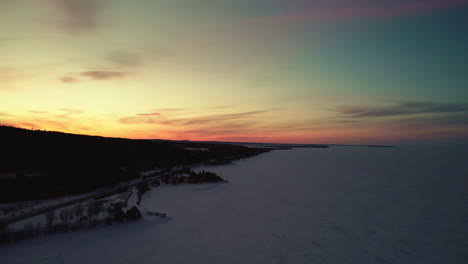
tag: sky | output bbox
[1,0,467,145]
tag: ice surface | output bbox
[1,146,467,263]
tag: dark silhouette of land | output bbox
[0,126,269,202]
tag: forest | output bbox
[0,126,268,202]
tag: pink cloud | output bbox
[28,110,49,114]
[153,108,186,112]
[18,123,41,130]
[81,70,126,80]
[119,116,160,124]
[137,112,161,116]
[158,121,173,125]
[252,0,468,23]
[60,76,77,83]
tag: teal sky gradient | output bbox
[1,0,467,144]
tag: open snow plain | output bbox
[1,146,467,264]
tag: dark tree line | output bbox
[0,126,268,202]
[187,170,227,184]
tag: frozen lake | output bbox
[1,146,467,264]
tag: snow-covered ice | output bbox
[0,146,467,264]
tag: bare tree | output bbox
[45,210,55,232]
[73,203,84,218]
[59,209,72,230]
[87,202,103,227]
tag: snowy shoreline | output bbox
[1,146,466,264]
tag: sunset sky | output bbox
[1,0,467,144]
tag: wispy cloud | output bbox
[108,51,142,67]
[59,50,138,82]
[81,70,126,80]
[118,109,276,129]
[215,136,273,142]
[2,118,71,132]
[119,116,165,125]
[152,108,187,112]
[0,108,99,134]
[60,76,78,83]
[0,67,30,83]
[137,112,161,116]
[51,0,100,32]
[181,109,274,126]
[28,110,49,114]
[56,108,84,118]
[252,0,468,23]
[334,101,468,118]
[17,122,42,130]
